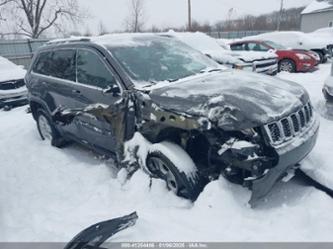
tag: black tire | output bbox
[279,59,296,73]
[3,105,12,111]
[36,108,66,148]
[314,50,327,64]
[146,142,203,201]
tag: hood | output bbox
[0,68,26,83]
[0,57,26,82]
[149,70,309,131]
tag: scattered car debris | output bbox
[64,212,138,249]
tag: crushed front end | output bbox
[201,102,319,206]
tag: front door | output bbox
[72,48,125,153]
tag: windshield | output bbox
[264,40,286,50]
[108,37,219,86]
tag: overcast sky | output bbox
[79,0,313,34]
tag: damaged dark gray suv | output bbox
[25,34,319,206]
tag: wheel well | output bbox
[30,101,44,120]
[155,128,184,145]
[279,58,296,65]
[155,129,214,166]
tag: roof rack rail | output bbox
[46,37,91,45]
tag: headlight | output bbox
[296,53,311,60]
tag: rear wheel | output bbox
[146,142,202,200]
[279,59,296,73]
[36,109,66,147]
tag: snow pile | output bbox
[124,132,197,180]
[0,56,26,82]
[302,0,333,15]
[167,31,241,65]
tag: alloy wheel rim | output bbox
[38,115,52,141]
[280,62,293,72]
[148,157,178,193]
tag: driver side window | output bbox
[77,49,116,89]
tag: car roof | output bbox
[41,33,172,51]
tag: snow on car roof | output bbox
[302,0,333,15]
[92,33,162,47]
[243,31,331,50]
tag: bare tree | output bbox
[125,0,145,32]
[0,0,86,38]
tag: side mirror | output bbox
[103,85,121,97]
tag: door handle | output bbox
[72,89,81,95]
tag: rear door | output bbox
[31,49,80,136]
[73,48,125,153]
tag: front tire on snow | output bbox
[146,142,203,201]
[36,109,66,148]
[279,59,296,73]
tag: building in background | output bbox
[301,0,333,32]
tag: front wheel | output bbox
[146,142,203,201]
[279,59,296,73]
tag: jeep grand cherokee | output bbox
[25,34,319,206]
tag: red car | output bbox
[230,40,320,73]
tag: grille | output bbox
[265,102,314,145]
[281,118,292,137]
[0,79,25,90]
[267,123,281,143]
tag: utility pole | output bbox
[277,0,284,31]
[188,0,192,31]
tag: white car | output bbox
[166,31,278,75]
[0,56,27,110]
[323,61,333,101]
[245,31,331,63]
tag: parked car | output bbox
[0,56,27,110]
[323,61,333,101]
[244,31,331,63]
[311,27,333,57]
[25,34,319,206]
[229,40,320,73]
[167,31,278,75]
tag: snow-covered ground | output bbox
[1,64,333,242]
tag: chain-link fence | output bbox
[0,39,49,68]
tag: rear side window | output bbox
[77,49,116,89]
[33,49,76,82]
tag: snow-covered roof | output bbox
[301,0,333,15]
